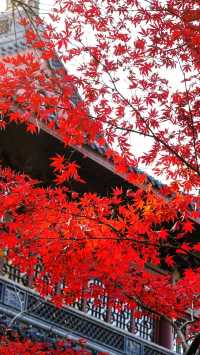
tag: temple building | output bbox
[0,1,184,354]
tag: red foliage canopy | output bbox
[1,0,200,352]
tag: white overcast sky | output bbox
[0,1,7,11]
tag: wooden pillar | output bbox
[158,317,173,350]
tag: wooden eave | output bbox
[0,118,136,194]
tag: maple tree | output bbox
[1,0,200,353]
[0,336,94,355]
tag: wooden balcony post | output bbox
[158,317,173,350]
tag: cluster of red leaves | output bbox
[1,166,200,321]
[50,155,85,184]
[0,0,199,189]
[0,337,93,355]
[46,0,200,191]
[0,0,200,350]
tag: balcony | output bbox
[0,270,178,355]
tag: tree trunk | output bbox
[185,333,200,355]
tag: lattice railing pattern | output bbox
[73,278,158,342]
[0,277,176,355]
[3,263,158,342]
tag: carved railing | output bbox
[73,283,159,343]
[0,8,29,57]
[0,17,10,35]
[1,262,182,354]
[2,262,159,343]
[0,277,177,354]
